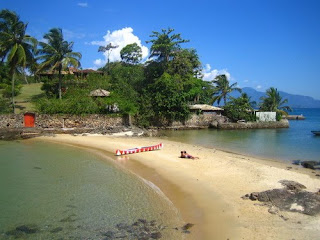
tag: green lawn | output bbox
[15,83,44,113]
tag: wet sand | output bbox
[38,134,320,240]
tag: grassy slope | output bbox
[15,83,44,113]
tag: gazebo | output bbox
[89,89,110,97]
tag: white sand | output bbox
[37,134,320,240]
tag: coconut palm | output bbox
[0,9,37,112]
[260,87,291,114]
[210,74,241,106]
[37,28,81,99]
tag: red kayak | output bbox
[116,143,163,156]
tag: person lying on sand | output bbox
[180,151,199,159]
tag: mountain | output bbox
[230,87,320,108]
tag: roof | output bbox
[89,89,110,97]
[189,104,223,111]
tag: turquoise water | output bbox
[162,108,320,162]
[0,140,184,239]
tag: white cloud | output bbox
[77,2,88,7]
[91,27,149,67]
[256,85,262,89]
[243,79,249,83]
[94,59,104,68]
[202,64,231,81]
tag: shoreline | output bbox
[35,134,320,240]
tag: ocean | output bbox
[162,108,320,163]
[0,141,184,239]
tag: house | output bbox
[189,104,224,115]
[38,67,103,79]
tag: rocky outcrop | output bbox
[243,180,320,216]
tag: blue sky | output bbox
[1,0,320,99]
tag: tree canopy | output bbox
[0,9,37,112]
[210,74,241,106]
[37,28,82,99]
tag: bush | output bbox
[0,96,12,113]
[1,84,22,98]
[224,97,256,122]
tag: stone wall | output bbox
[170,113,228,129]
[217,119,289,129]
[0,114,125,129]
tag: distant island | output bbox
[231,87,320,109]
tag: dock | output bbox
[283,115,305,120]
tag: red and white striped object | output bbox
[115,143,163,156]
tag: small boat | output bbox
[311,131,320,136]
[116,143,163,156]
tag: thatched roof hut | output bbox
[189,104,223,111]
[89,89,110,97]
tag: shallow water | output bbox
[162,108,320,162]
[0,140,184,239]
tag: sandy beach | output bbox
[37,134,320,240]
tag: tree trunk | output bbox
[11,73,15,113]
[23,68,28,84]
[58,67,62,100]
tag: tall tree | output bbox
[210,74,241,106]
[146,28,189,64]
[37,28,81,99]
[260,87,291,113]
[120,43,142,64]
[0,9,37,112]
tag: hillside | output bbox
[15,83,44,113]
[231,87,320,108]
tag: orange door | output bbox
[24,113,35,127]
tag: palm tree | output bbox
[37,28,81,99]
[210,74,241,106]
[0,9,37,113]
[240,92,257,108]
[260,87,291,114]
[146,28,189,63]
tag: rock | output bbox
[249,192,259,201]
[15,225,39,234]
[268,206,279,214]
[292,160,301,165]
[245,181,320,216]
[279,180,306,192]
[301,161,320,170]
[181,223,194,230]
[50,227,63,233]
[6,224,39,237]
[150,232,162,239]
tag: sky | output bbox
[1,0,320,99]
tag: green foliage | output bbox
[210,74,241,106]
[0,9,37,112]
[223,94,256,122]
[147,28,189,63]
[260,87,291,121]
[0,96,11,113]
[0,62,10,84]
[150,73,190,124]
[2,83,22,98]
[37,28,81,99]
[35,97,99,114]
[167,48,201,77]
[120,43,142,64]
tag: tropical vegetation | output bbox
[0,9,37,113]
[0,9,291,123]
[260,87,292,120]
